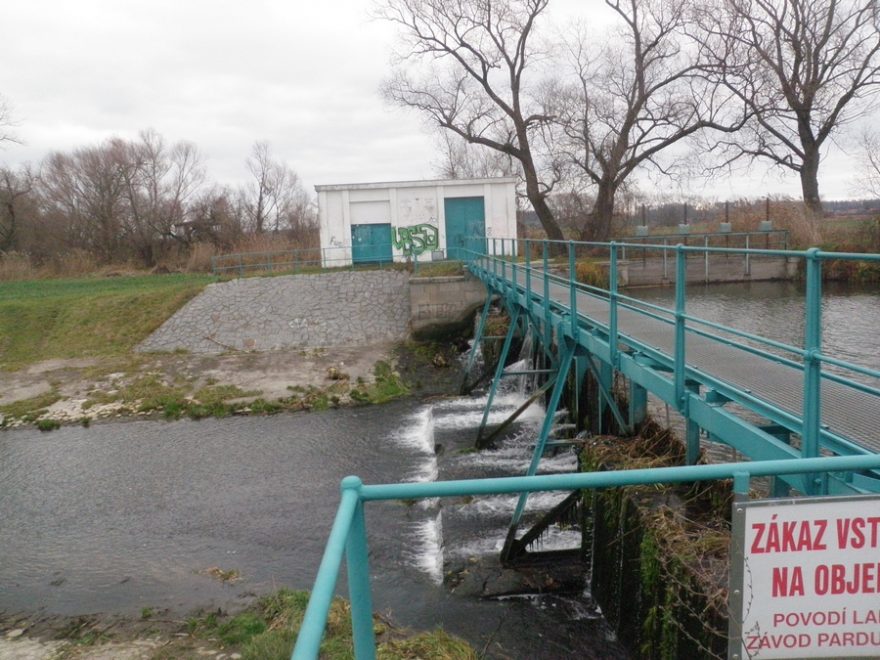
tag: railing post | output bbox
[542,241,550,349]
[345,479,376,660]
[745,234,751,276]
[674,245,687,413]
[609,242,618,368]
[501,240,507,283]
[525,239,532,309]
[663,239,669,280]
[568,240,577,341]
[802,248,823,480]
[704,235,709,283]
[492,238,498,280]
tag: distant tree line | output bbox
[0,130,316,268]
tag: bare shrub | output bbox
[0,251,37,281]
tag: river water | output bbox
[0,385,623,658]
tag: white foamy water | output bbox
[455,491,570,517]
[432,392,546,430]
[405,513,444,585]
[392,407,434,454]
[446,524,581,559]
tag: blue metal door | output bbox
[444,197,485,260]
[351,224,393,265]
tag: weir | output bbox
[293,239,880,659]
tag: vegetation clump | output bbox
[186,588,476,660]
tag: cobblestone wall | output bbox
[137,270,411,354]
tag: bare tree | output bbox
[698,0,880,218]
[40,140,129,262]
[434,131,520,180]
[242,141,311,235]
[857,127,880,197]
[119,129,204,264]
[0,165,33,251]
[379,0,565,241]
[0,94,20,146]
[554,0,743,241]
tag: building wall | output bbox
[316,178,517,266]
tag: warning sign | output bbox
[729,495,880,659]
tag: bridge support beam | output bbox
[459,295,492,394]
[502,340,576,563]
[685,380,702,465]
[629,379,647,431]
[476,307,521,445]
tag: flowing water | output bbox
[0,374,623,658]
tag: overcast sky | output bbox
[0,0,873,201]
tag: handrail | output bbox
[467,238,879,462]
[292,454,880,659]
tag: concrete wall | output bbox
[409,274,488,338]
[316,177,517,266]
[137,271,411,354]
[618,255,797,287]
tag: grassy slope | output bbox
[0,273,214,370]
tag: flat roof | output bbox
[314,176,517,192]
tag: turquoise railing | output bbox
[292,454,880,659]
[470,238,880,463]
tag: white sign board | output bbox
[730,495,880,659]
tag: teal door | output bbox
[444,197,485,260]
[351,224,393,265]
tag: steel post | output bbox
[291,481,360,660]
[568,241,578,341]
[508,341,576,531]
[609,242,618,368]
[674,245,687,413]
[686,380,702,465]
[629,378,647,430]
[346,496,376,660]
[802,249,823,485]
[476,307,521,445]
[461,296,493,394]
[542,242,550,349]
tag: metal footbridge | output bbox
[291,239,880,659]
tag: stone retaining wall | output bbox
[137,270,411,354]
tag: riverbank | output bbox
[0,588,476,659]
[0,340,463,430]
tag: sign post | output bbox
[730,495,880,659]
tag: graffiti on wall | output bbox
[392,223,439,257]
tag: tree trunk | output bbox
[591,180,617,242]
[519,149,564,247]
[799,149,823,243]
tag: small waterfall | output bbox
[393,407,437,487]
[406,512,444,586]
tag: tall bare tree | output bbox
[434,131,520,180]
[0,94,19,146]
[242,141,312,235]
[554,0,743,240]
[119,129,204,263]
[379,0,565,241]
[40,140,129,262]
[0,165,33,251]
[698,0,880,217]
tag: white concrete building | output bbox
[314,177,517,267]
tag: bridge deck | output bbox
[479,260,879,456]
